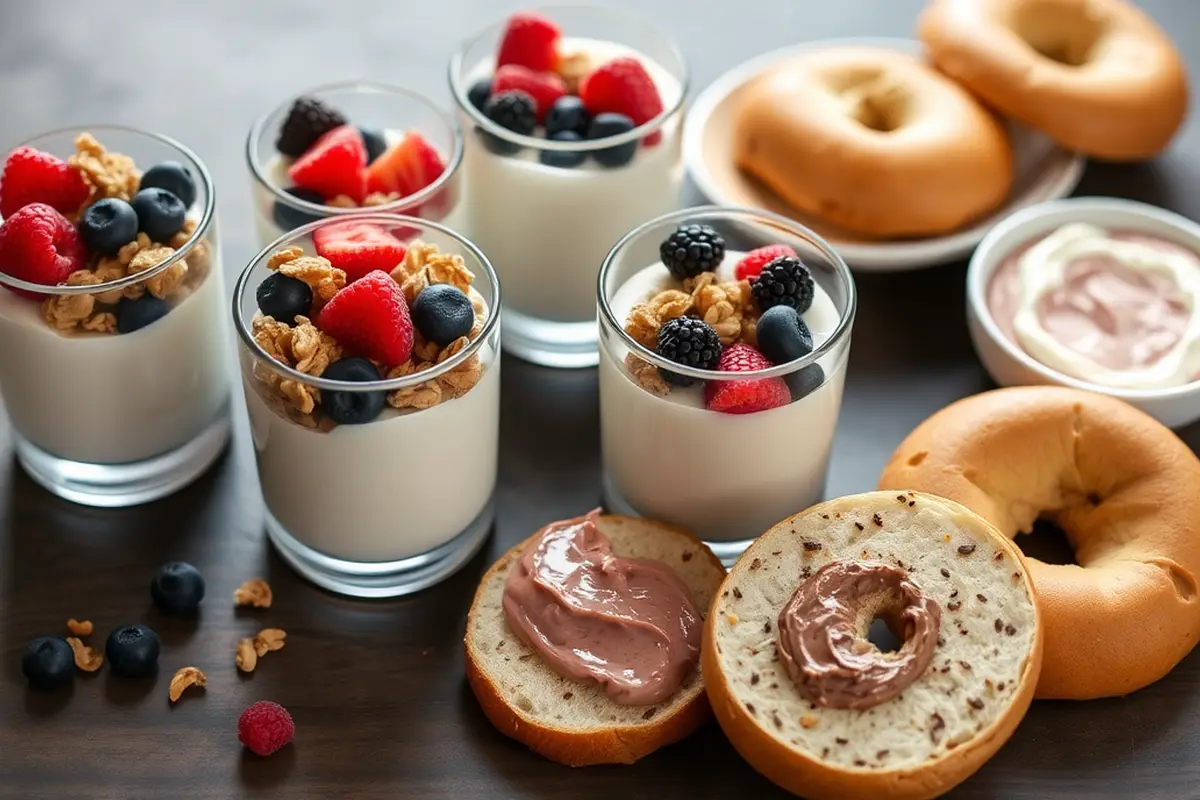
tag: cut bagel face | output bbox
[704,492,1042,800]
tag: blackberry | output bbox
[655,316,722,387]
[659,224,725,280]
[751,256,815,313]
[275,97,347,157]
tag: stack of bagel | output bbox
[734,0,1189,239]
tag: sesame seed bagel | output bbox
[703,492,1041,800]
[879,386,1200,699]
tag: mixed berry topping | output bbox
[660,223,726,280]
[656,316,723,386]
[751,255,815,314]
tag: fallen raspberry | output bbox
[0,203,87,299]
[318,270,413,367]
[704,343,790,414]
[0,146,90,219]
[238,700,294,757]
[734,244,798,281]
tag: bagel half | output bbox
[465,514,726,766]
[879,386,1200,699]
[704,492,1042,800]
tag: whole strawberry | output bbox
[0,146,90,219]
[704,343,790,415]
[238,701,294,757]
[0,203,87,298]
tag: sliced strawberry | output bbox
[496,11,561,73]
[318,270,413,367]
[365,132,446,198]
[313,222,408,283]
[492,65,566,122]
[579,57,665,145]
[287,125,366,204]
[704,343,790,415]
[734,245,799,281]
[0,146,90,219]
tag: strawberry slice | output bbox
[734,244,798,281]
[579,57,665,145]
[704,343,790,414]
[313,222,407,283]
[492,65,566,122]
[496,11,561,73]
[287,125,366,204]
[365,132,447,199]
[318,270,413,367]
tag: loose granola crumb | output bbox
[66,637,103,672]
[168,666,207,703]
[233,578,273,608]
[236,638,258,672]
[66,619,93,637]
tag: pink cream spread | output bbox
[501,510,702,706]
[987,223,1200,390]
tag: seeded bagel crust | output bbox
[465,514,726,766]
[703,492,1042,800]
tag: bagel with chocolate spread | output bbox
[704,492,1042,800]
[879,386,1200,699]
[465,512,725,766]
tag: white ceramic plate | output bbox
[684,37,1087,273]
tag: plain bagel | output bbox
[734,46,1013,239]
[878,386,1200,699]
[919,0,1189,160]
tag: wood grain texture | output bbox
[1,1,1199,798]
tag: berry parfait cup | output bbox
[233,213,501,598]
[449,6,688,368]
[246,80,464,247]
[0,125,230,506]
[598,206,857,564]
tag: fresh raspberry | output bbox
[0,146,90,219]
[704,343,790,415]
[237,701,294,757]
[313,222,407,284]
[492,65,566,122]
[287,125,367,204]
[496,11,561,73]
[318,270,413,367]
[734,245,798,281]
[0,203,87,299]
[365,131,446,199]
[579,57,665,146]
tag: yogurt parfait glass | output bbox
[234,213,501,598]
[449,5,688,368]
[598,206,856,564]
[246,81,464,247]
[0,125,230,507]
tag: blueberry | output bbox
[468,78,493,112]
[545,95,590,136]
[131,187,186,242]
[587,113,637,168]
[115,294,171,334]
[323,357,387,425]
[22,637,75,690]
[359,126,388,165]
[411,284,475,346]
[77,198,138,256]
[256,272,313,324]
[756,305,814,366]
[786,364,826,401]
[139,161,196,208]
[150,562,205,616]
[105,624,160,678]
[539,131,587,168]
[272,186,325,232]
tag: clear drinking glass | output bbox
[233,213,501,598]
[598,206,857,564]
[0,125,230,506]
[449,5,688,368]
[246,81,464,246]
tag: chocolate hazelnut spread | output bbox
[776,560,941,710]
[502,510,702,706]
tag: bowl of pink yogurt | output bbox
[967,197,1200,429]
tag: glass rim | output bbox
[245,80,465,218]
[597,205,858,382]
[0,124,216,296]
[233,212,501,394]
[447,4,689,153]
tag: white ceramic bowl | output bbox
[967,196,1200,429]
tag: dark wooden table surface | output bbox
[2,1,1199,798]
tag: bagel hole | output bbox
[1016,518,1077,565]
[1013,2,1105,67]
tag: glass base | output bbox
[13,405,232,508]
[602,471,752,567]
[501,306,598,368]
[265,494,496,598]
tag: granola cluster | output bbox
[41,134,213,335]
[251,240,488,428]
